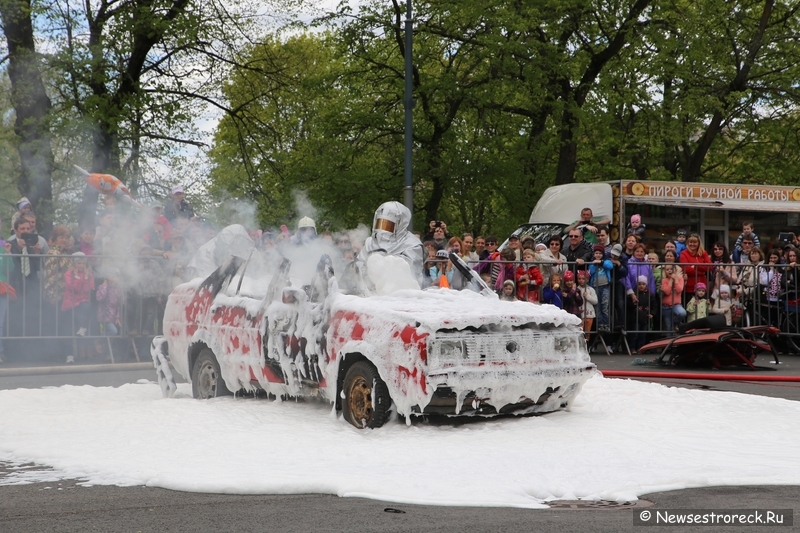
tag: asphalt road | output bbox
[1,355,798,532]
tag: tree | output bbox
[0,0,55,228]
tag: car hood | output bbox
[330,288,581,333]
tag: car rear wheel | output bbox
[191,348,232,399]
[342,361,392,429]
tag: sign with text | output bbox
[623,181,800,203]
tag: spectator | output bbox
[626,214,646,243]
[596,226,612,256]
[565,207,611,245]
[8,212,49,254]
[461,234,479,262]
[589,244,613,332]
[542,273,563,308]
[423,220,452,243]
[10,196,33,228]
[710,284,733,326]
[609,243,629,334]
[446,236,463,257]
[631,276,655,353]
[576,270,597,340]
[475,236,487,259]
[515,248,543,303]
[493,248,518,293]
[654,250,683,293]
[621,234,638,261]
[624,243,654,337]
[500,280,517,301]
[62,252,95,363]
[679,233,712,305]
[520,235,536,253]
[759,249,783,326]
[675,229,688,255]
[738,246,764,323]
[163,185,195,222]
[8,216,43,341]
[539,234,567,287]
[473,236,500,282]
[96,269,123,338]
[560,270,583,318]
[686,282,710,322]
[660,263,686,334]
[429,249,453,288]
[506,234,522,261]
[430,225,448,249]
[732,221,760,263]
[709,242,737,300]
[564,228,593,276]
[783,247,799,302]
[43,226,74,361]
[663,240,677,256]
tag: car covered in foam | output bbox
[152,254,596,429]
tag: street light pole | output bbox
[403,0,414,231]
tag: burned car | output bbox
[152,248,596,429]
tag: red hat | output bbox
[593,244,605,253]
[563,271,574,281]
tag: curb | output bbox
[0,362,153,377]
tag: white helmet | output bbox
[298,216,316,230]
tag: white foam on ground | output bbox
[1,375,798,508]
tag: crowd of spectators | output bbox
[4,196,800,364]
[0,187,206,364]
[421,211,800,355]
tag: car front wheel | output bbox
[191,348,232,399]
[342,361,392,429]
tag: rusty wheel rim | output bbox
[347,375,373,427]
[197,361,218,398]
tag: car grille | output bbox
[428,329,586,372]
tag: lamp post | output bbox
[403,0,414,231]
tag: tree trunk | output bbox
[0,0,55,231]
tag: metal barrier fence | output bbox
[0,252,175,364]
[464,256,800,354]
[2,252,799,363]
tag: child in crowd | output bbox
[627,214,646,243]
[560,270,584,318]
[429,249,453,288]
[515,248,543,303]
[631,275,655,353]
[61,252,95,362]
[500,280,517,301]
[588,244,613,332]
[675,229,688,255]
[733,221,761,263]
[96,269,122,336]
[686,282,710,322]
[576,270,597,340]
[543,273,563,308]
[646,252,659,265]
[710,284,733,325]
[493,247,518,293]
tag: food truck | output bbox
[514,180,800,252]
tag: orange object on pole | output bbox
[74,165,140,206]
[439,273,450,289]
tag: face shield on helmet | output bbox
[372,202,408,246]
